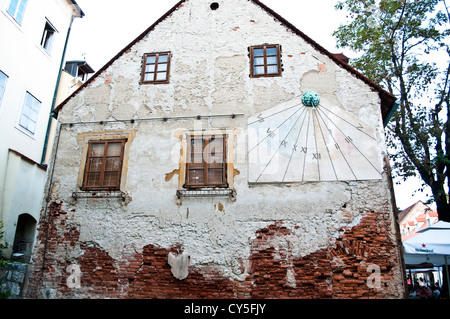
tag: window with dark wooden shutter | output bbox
[185,135,227,188]
[82,140,126,190]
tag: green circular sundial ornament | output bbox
[302,90,320,107]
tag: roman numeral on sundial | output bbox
[247,98,383,183]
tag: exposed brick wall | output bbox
[330,211,400,298]
[25,202,77,298]
[25,203,404,299]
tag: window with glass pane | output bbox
[19,92,41,134]
[250,45,282,77]
[185,135,227,188]
[0,71,8,108]
[141,52,171,84]
[83,140,126,190]
[7,0,28,24]
[41,21,56,52]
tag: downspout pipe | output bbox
[40,8,84,165]
[383,100,399,127]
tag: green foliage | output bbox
[0,291,11,299]
[333,0,450,220]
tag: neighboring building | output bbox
[42,60,94,164]
[398,201,439,240]
[25,0,405,299]
[0,0,84,261]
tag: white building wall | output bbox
[0,0,82,257]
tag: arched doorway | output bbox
[12,214,37,262]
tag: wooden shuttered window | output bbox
[82,140,126,190]
[185,135,227,188]
[249,44,282,78]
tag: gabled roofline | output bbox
[250,0,396,121]
[53,0,186,117]
[54,0,396,121]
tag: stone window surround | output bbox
[175,128,239,200]
[81,139,127,191]
[185,133,227,188]
[76,130,136,193]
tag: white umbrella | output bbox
[403,221,450,256]
[403,221,450,297]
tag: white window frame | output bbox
[40,20,57,53]
[18,92,41,136]
[7,0,28,25]
[0,70,8,109]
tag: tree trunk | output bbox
[431,183,450,222]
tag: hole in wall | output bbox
[210,2,219,10]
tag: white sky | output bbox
[66,0,350,69]
[65,0,431,211]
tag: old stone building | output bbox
[25,0,406,299]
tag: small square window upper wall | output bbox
[249,44,282,78]
[7,0,28,25]
[141,52,171,84]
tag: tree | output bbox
[333,0,450,221]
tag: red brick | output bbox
[25,206,403,299]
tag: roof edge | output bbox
[55,0,396,121]
[54,0,187,116]
[249,0,396,121]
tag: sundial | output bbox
[248,91,383,183]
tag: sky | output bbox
[64,0,432,211]
[66,0,350,70]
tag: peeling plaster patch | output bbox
[300,69,338,101]
[286,268,297,288]
[104,74,112,84]
[26,202,402,299]
[212,55,248,111]
[214,202,225,212]
[168,251,190,280]
[165,168,180,182]
[252,82,295,111]
[318,63,327,72]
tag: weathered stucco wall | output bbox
[25,0,405,299]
